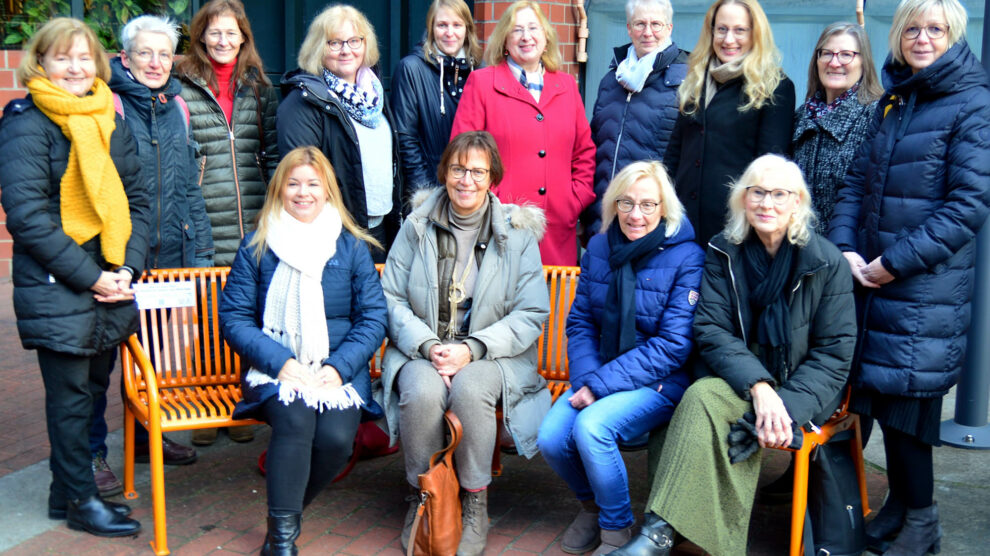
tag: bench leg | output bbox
[851,415,871,517]
[148,427,170,555]
[123,406,137,500]
[789,445,813,556]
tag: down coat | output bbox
[109,57,214,268]
[178,71,279,266]
[694,233,856,426]
[584,43,687,238]
[0,97,151,355]
[220,230,388,420]
[377,188,551,458]
[828,42,990,398]
[566,218,704,403]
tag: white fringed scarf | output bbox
[244,206,364,411]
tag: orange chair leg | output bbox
[123,406,138,500]
[789,445,813,556]
[851,415,871,516]
[148,427,170,555]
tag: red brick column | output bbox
[473,1,582,80]
[0,51,27,280]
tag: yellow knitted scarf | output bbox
[27,76,131,266]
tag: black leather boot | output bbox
[66,495,141,537]
[608,513,675,556]
[882,503,942,556]
[866,491,906,553]
[261,512,300,556]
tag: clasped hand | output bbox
[277,359,342,393]
[842,252,894,289]
[91,269,135,303]
[430,343,471,388]
[750,381,793,449]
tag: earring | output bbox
[503,50,508,56]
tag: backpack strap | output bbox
[174,94,190,133]
[112,92,125,120]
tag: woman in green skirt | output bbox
[609,154,856,556]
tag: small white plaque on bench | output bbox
[133,281,197,310]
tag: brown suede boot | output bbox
[592,525,634,556]
[561,499,600,554]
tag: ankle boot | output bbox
[561,499,600,554]
[66,495,141,537]
[882,503,942,556]
[457,489,489,556]
[867,491,907,553]
[261,512,300,556]
[608,513,675,556]
[592,524,634,556]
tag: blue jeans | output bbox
[538,387,676,530]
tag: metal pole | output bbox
[939,0,990,449]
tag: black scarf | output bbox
[600,221,667,362]
[742,234,795,382]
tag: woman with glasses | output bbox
[279,4,402,261]
[664,0,795,247]
[379,132,550,555]
[791,22,882,234]
[538,161,704,554]
[451,0,595,266]
[612,154,855,556]
[175,0,277,447]
[391,0,481,191]
[828,0,990,553]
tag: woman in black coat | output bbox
[664,0,794,247]
[391,0,481,191]
[0,18,149,536]
[828,0,990,553]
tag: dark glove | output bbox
[727,412,804,464]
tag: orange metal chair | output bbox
[775,388,871,556]
[120,267,262,555]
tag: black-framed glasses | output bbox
[616,199,661,215]
[449,165,490,181]
[327,37,364,52]
[631,20,670,34]
[817,49,859,65]
[903,24,948,40]
[746,187,794,205]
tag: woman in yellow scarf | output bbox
[0,17,150,537]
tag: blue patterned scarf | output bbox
[322,67,384,128]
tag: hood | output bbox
[109,56,181,103]
[883,40,989,100]
[280,68,331,99]
[409,187,547,243]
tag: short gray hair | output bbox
[625,0,673,23]
[121,15,180,53]
[889,0,967,64]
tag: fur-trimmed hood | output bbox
[408,187,546,244]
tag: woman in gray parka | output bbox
[379,131,550,556]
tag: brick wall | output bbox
[474,0,583,79]
[0,51,25,279]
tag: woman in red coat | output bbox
[450,0,595,266]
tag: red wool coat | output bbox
[451,62,595,266]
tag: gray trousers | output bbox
[397,358,502,490]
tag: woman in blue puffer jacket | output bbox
[828,0,990,553]
[539,160,704,554]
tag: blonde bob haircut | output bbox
[298,4,380,76]
[723,154,815,247]
[600,160,685,239]
[889,0,968,65]
[483,1,562,72]
[250,146,381,260]
[677,0,783,115]
[18,17,110,87]
[423,0,482,65]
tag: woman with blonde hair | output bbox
[664,0,795,247]
[279,4,403,261]
[451,0,596,266]
[612,154,855,556]
[0,17,149,536]
[220,146,387,555]
[392,0,482,191]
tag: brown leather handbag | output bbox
[407,410,463,556]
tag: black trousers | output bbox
[262,397,361,513]
[37,347,116,503]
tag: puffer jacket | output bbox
[178,71,279,266]
[277,69,403,247]
[109,57,214,268]
[828,42,990,398]
[583,43,687,238]
[693,233,856,426]
[566,218,704,402]
[791,87,878,233]
[377,188,551,457]
[391,45,474,190]
[220,229,388,420]
[0,96,151,355]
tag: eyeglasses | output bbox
[903,24,948,40]
[205,30,242,43]
[616,199,661,215]
[449,165,490,181]
[631,20,670,34]
[130,50,173,65]
[817,49,859,65]
[714,26,750,39]
[510,25,543,39]
[327,37,364,52]
[746,187,794,205]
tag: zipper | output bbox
[708,242,747,345]
[190,78,246,237]
[151,97,163,267]
[609,92,633,181]
[197,155,207,187]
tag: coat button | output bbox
[536,114,544,121]
[538,187,547,195]
[690,192,698,200]
[694,159,701,167]
[538,150,546,158]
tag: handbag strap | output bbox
[429,410,463,467]
[406,494,427,556]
